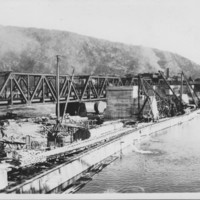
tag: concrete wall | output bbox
[7,137,125,193]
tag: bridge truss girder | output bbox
[0,72,124,107]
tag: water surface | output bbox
[78,116,200,193]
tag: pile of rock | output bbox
[17,150,46,167]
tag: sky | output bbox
[0,0,200,64]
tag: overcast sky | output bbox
[0,0,200,64]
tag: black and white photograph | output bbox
[0,0,200,198]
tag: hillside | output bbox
[0,25,199,78]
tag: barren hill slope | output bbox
[0,25,199,78]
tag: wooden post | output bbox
[70,128,73,143]
[26,135,31,149]
[180,72,183,104]
[62,67,75,122]
[56,55,60,122]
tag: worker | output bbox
[164,105,170,117]
[47,129,56,148]
[47,127,64,148]
[147,113,152,122]
[170,102,176,116]
[96,115,104,125]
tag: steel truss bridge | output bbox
[0,71,196,107]
[0,72,128,107]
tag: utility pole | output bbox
[138,74,140,114]
[56,55,60,123]
[62,67,75,122]
[180,72,183,104]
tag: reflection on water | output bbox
[77,116,200,193]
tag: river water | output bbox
[77,115,200,193]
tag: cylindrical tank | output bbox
[85,102,95,113]
[94,101,107,114]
